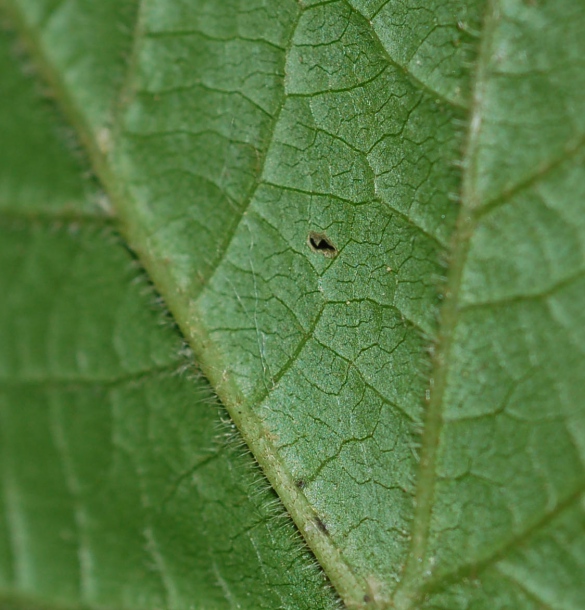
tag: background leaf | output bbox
[1,1,585,609]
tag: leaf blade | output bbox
[2,0,585,608]
[0,21,339,609]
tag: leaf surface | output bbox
[0,23,336,610]
[2,1,585,609]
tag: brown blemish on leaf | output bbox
[308,231,338,258]
[315,516,329,535]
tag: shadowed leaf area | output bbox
[0,1,584,609]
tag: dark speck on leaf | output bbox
[308,231,337,258]
[295,479,306,489]
[315,516,329,535]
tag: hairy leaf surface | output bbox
[0,23,336,610]
[1,1,585,609]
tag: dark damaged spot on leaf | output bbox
[315,516,329,535]
[308,231,338,258]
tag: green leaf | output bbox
[0,23,336,610]
[1,1,585,609]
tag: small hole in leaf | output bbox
[308,231,337,258]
